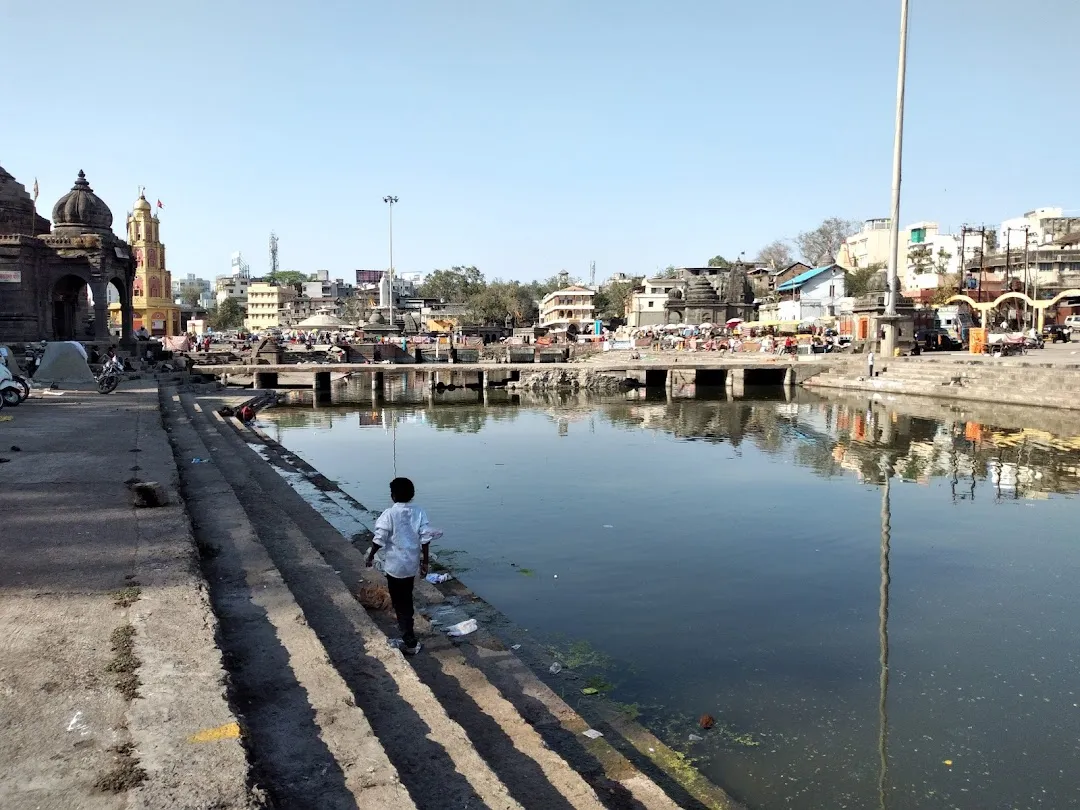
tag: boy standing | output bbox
[365,477,440,655]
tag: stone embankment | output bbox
[507,368,630,393]
[804,356,1080,410]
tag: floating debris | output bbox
[582,729,603,740]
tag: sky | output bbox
[3,0,1076,284]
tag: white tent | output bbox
[32,342,96,386]
[295,313,354,330]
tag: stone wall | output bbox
[507,368,628,393]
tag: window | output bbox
[648,301,654,307]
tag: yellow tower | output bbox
[113,192,181,336]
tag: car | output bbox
[916,328,963,351]
[1043,323,1072,343]
[1065,315,1080,334]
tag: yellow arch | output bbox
[1044,288,1080,309]
[939,288,1080,332]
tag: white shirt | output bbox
[373,502,439,578]
[867,352,875,365]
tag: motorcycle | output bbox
[96,366,120,395]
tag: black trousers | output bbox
[386,574,416,647]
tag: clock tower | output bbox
[115,192,181,336]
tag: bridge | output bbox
[194,358,817,398]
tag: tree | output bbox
[983,230,998,253]
[210,297,244,330]
[757,240,794,270]
[659,265,680,279]
[934,248,953,275]
[930,276,960,306]
[417,266,485,302]
[844,261,885,297]
[795,217,860,266]
[593,277,642,321]
[181,287,203,308]
[908,243,934,274]
[265,270,308,286]
[707,255,731,268]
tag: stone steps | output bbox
[165,390,727,808]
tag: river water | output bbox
[258,383,1080,810]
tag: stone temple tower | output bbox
[122,193,180,335]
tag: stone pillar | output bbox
[481,370,489,389]
[371,370,384,397]
[254,371,278,389]
[314,371,332,393]
[784,367,796,388]
[91,280,110,341]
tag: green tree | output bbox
[417,266,485,302]
[209,297,244,330]
[593,277,642,320]
[467,280,542,325]
[908,243,934,274]
[934,248,953,275]
[707,255,731,268]
[658,265,680,279]
[930,276,960,306]
[844,261,884,297]
[796,217,860,266]
[265,270,308,286]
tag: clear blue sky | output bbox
[3,0,1076,283]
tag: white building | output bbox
[903,222,962,299]
[626,277,680,328]
[539,285,596,332]
[172,273,213,307]
[838,218,910,270]
[215,274,250,307]
[775,264,846,323]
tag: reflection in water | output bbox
[260,391,1080,810]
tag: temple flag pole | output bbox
[30,178,39,236]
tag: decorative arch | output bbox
[51,274,90,341]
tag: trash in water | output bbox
[581,687,599,695]
[602,524,614,529]
[425,572,452,584]
[191,458,210,464]
[582,729,603,740]
[698,714,716,730]
[549,662,563,675]
[688,733,703,742]
[553,574,558,579]
[446,619,477,637]
[511,644,521,650]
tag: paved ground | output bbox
[0,385,252,809]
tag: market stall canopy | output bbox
[295,313,354,329]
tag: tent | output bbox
[32,342,96,386]
[295,313,355,330]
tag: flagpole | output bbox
[30,178,39,237]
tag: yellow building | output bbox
[245,281,296,332]
[110,193,180,336]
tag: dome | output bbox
[133,194,151,212]
[684,275,720,305]
[52,170,113,233]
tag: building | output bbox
[998,207,1080,248]
[774,264,846,323]
[538,285,596,332]
[0,166,135,343]
[216,274,250,307]
[663,266,755,326]
[301,270,355,316]
[838,218,911,270]
[902,222,962,303]
[245,280,296,331]
[626,277,681,328]
[173,273,213,307]
[109,193,181,336]
[769,262,812,293]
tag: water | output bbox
[259,383,1080,810]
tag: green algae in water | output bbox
[517,567,535,576]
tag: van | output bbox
[1065,315,1080,333]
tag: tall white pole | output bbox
[881,0,910,360]
[384,195,398,332]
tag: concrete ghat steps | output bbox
[162,391,416,810]
[176,393,553,810]
[204,407,722,810]
[196,396,733,809]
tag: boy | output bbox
[365,477,441,655]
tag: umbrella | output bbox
[699,322,713,329]
[726,318,743,327]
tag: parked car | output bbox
[916,328,962,351]
[1043,323,1072,343]
[1065,315,1080,335]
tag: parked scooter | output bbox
[0,364,26,406]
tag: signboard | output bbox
[0,270,22,283]
[151,320,165,330]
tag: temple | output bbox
[0,165,135,343]
[665,264,755,326]
[113,193,181,336]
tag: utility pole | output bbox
[958,227,967,294]
[881,0,910,360]
[383,196,398,331]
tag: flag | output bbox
[32,179,39,202]
[156,199,164,209]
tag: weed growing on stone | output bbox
[94,742,146,793]
[111,586,141,608]
[105,624,141,700]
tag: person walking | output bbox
[365,477,442,655]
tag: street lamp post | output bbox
[881,0,911,360]
[383,195,398,331]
